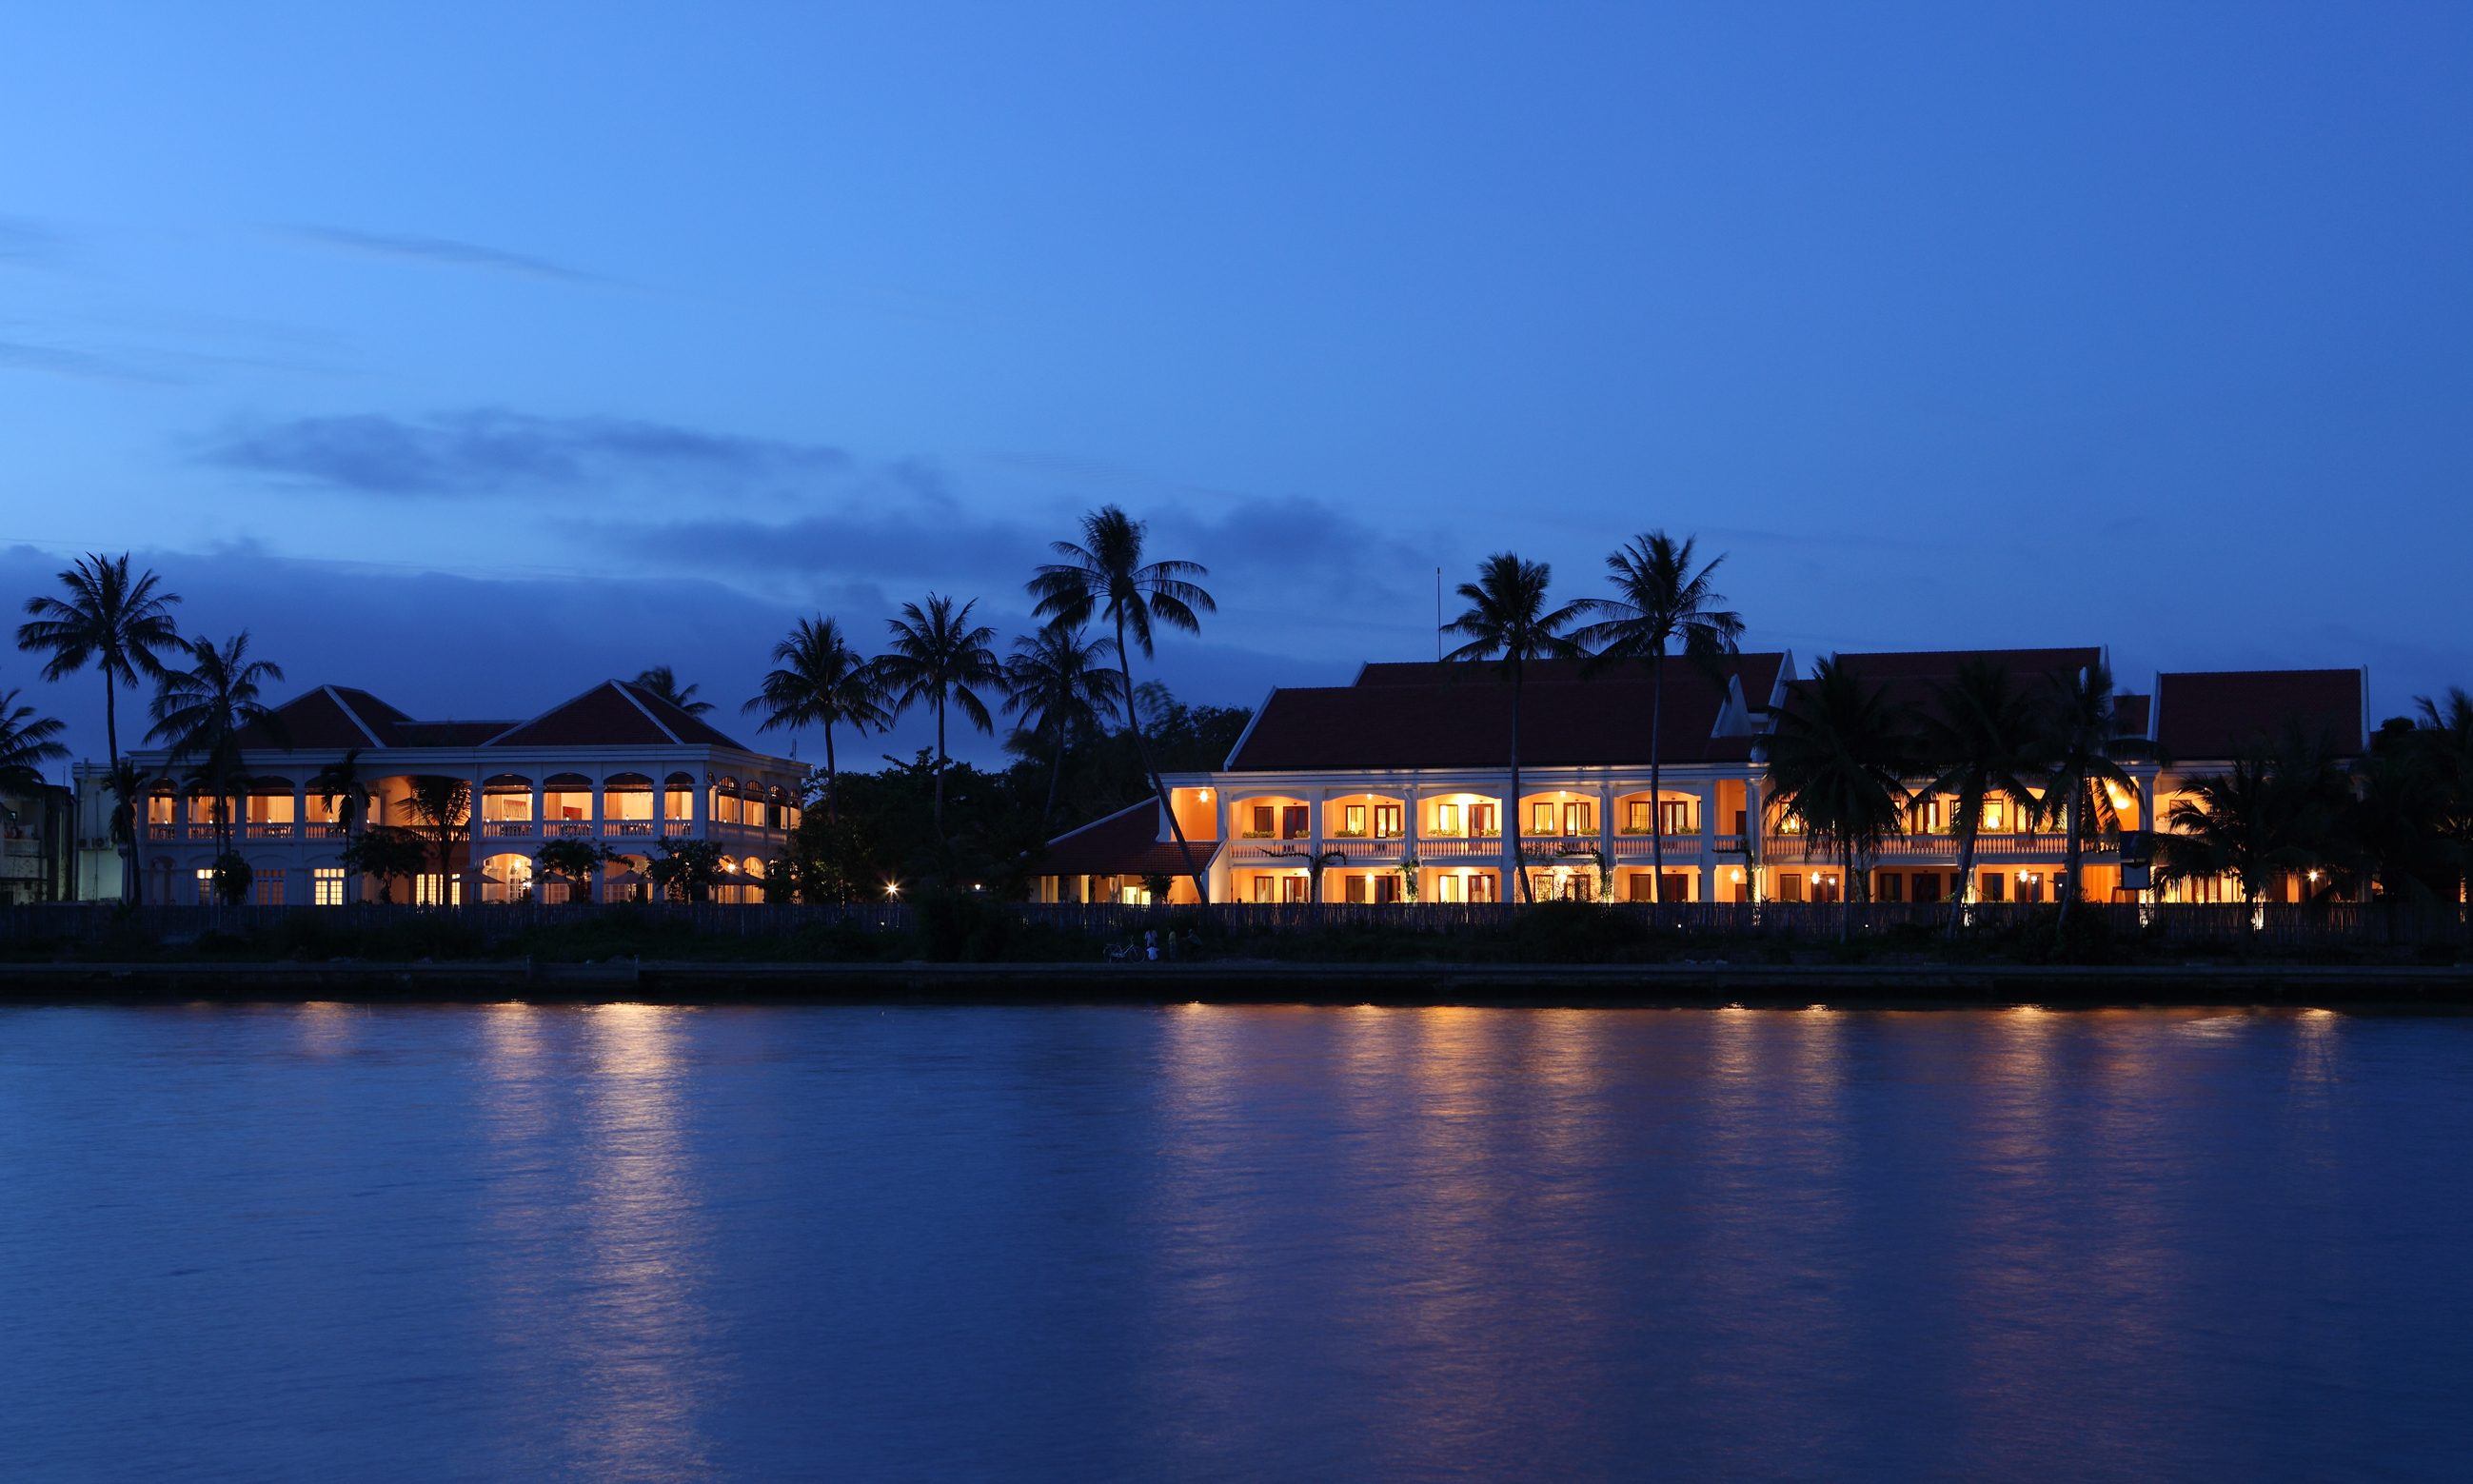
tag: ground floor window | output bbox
[1375,874,1401,904]
[1282,875,1307,903]
[253,873,285,907]
[1345,874,1369,904]
[1980,872,2007,903]
[313,867,346,905]
[1774,872,1803,903]
[1912,872,1943,904]
[414,873,464,907]
[194,868,216,905]
[1876,872,1904,903]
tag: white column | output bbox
[1498,773,1518,902]
[1696,783,1717,901]
[1597,781,1614,900]
[1744,775,1765,902]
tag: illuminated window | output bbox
[1374,804,1402,837]
[1658,799,1692,836]
[314,867,346,906]
[1375,874,1401,903]
[1532,801,1558,835]
[414,874,463,906]
[1251,804,1275,835]
[1564,801,1593,836]
[1983,799,2008,832]
[1437,874,1462,903]
[1473,803,1496,836]
[1252,875,1275,903]
[1434,802,1461,836]
[1626,801,1652,833]
[1344,803,1367,834]
[194,868,216,904]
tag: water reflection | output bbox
[8,1003,2464,1481]
[475,1003,717,1480]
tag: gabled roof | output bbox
[1037,801,1208,878]
[1833,647,2104,682]
[485,681,753,751]
[1227,654,1787,772]
[231,684,401,750]
[2153,669,2366,762]
[1354,654,1787,698]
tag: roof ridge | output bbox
[319,684,388,747]
[1047,799,1153,845]
[612,680,686,744]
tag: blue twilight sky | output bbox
[3,3,2468,770]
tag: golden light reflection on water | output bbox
[476,1003,716,1481]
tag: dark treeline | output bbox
[8,525,2470,920]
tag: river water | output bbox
[3,1003,2467,1482]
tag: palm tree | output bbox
[742,616,890,823]
[402,776,472,903]
[2158,725,2353,907]
[1910,661,2049,939]
[876,594,1001,842]
[1574,532,1745,901]
[2413,688,2473,900]
[148,632,284,891]
[2039,659,2150,929]
[2158,756,2282,905]
[1002,621,1121,823]
[16,553,181,900]
[0,688,69,792]
[1028,506,1217,901]
[1764,658,1914,940]
[308,747,372,835]
[1442,553,1585,904]
[632,665,713,715]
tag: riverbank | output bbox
[4,959,2470,1007]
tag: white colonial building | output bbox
[83,679,806,905]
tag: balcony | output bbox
[1415,836,1502,860]
[244,823,294,840]
[602,821,657,839]
[481,821,536,840]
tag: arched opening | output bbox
[711,777,742,826]
[602,773,655,837]
[143,780,179,841]
[1231,794,1311,841]
[663,772,695,827]
[602,853,652,905]
[479,851,534,904]
[477,774,534,838]
[241,778,296,839]
[542,774,594,836]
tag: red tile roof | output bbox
[486,681,753,751]
[231,685,394,750]
[1834,647,2103,682]
[1038,801,1211,878]
[1355,653,1786,698]
[1228,654,1786,772]
[2153,669,2365,761]
[223,681,758,755]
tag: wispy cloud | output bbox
[0,337,181,386]
[196,409,850,497]
[281,225,596,283]
[0,216,68,269]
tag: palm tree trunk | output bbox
[1841,841,1855,942]
[1948,823,1979,942]
[103,677,138,905]
[933,695,947,841]
[1045,727,1066,821]
[1649,646,1665,902]
[1116,614,1209,904]
[824,723,839,825]
[2059,785,2084,931]
[1509,661,1531,904]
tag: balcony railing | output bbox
[544,822,596,839]
[1415,837,1503,860]
[603,821,656,837]
[244,823,295,840]
[481,821,535,839]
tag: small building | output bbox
[0,780,76,905]
[93,679,806,905]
